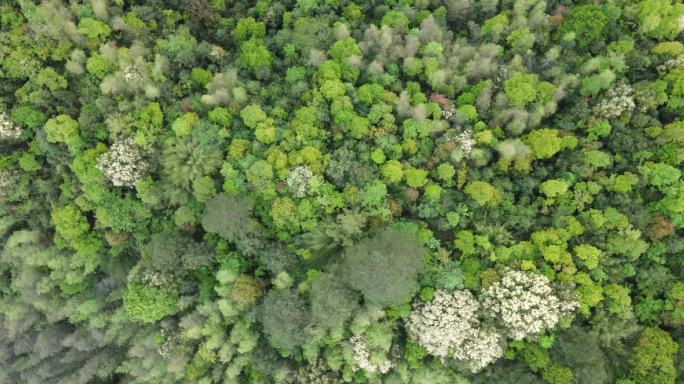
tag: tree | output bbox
[95,137,151,187]
[464,181,502,207]
[230,274,263,305]
[558,5,607,47]
[261,289,310,355]
[574,244,601,270]
[161,136,223,205]
[539,180,569,199]
[146,229,213,272]
[232,17,266,43]
[549,326,609,384]
[505,73,537,107]
[405,168,428,188]
[44,115,79,144]
[238,38,273,69]
[310,272,360,331]
[636,0,684,40]
[202,194,256,242]
[481,268,579,340]
[343,228,426,306]
[630,327,679,384]
[525,129,563,159]
[270,197,299,231]
[405,289,478,358]
[123,283,179,323]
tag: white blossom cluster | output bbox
[208,45,226,62]
[444,130,476,159]
[123,64,146,84]
[679,14,684,30]
[451,328,504,373]
[658,54,684,75]
[286,166,314,198]
[0,168,19,196]
[295,359,344,384]
[0,112,21,140]
[405,289,503,373]
[480,268,578,341]
[95,136,151,187]
[405,290,479,358]
[142,269,179,292]
[594,81,635,119]
[156,328,180,361]
[442,103,457,121]
[349,335,393,374]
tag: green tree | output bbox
[191,68,214,87]
[637,0,684,40]
[123,283,179,323]
[539,180,569,198]
[505,73,537,107]
[44,115,79,144]
[558,5,607,47]
[343,228,426,306]
[405,168,429,188]
[230,274,264,305]
[240,104,268,129]
[261,289,310,354]
[381,160,404,183]
[270,197,299,230]
[464,181,502,207]
[630,327,679,384]
[208,107,233,128]
[232,17,266,43]
[525,129,563,159]
[202,194,256,242]
[238,38,273,69]
[574,244,601,270]
[78,18,111,40]
[310,272,360,331]
[86,52,116,79]
[52,204,90,241]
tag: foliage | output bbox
[0,1,683,383]
[261,289,310,354]
[202,194,255,242]
[630,327,679,384]
[123,283,179,323]
[464,181,502,207]
[558,5,607,47]
[343,228,426,306]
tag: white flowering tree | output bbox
[593,81,636,119]
[95,136,151,187]
[0,112,22,140]
[405,289,479,358]
[286,166,314,198]
[452,329,504,373]
[349,335,394,374]
[480,268,578,341]
[405,289,504,372]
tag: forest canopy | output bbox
[0,0,684,383]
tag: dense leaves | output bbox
[0,0,683,383]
